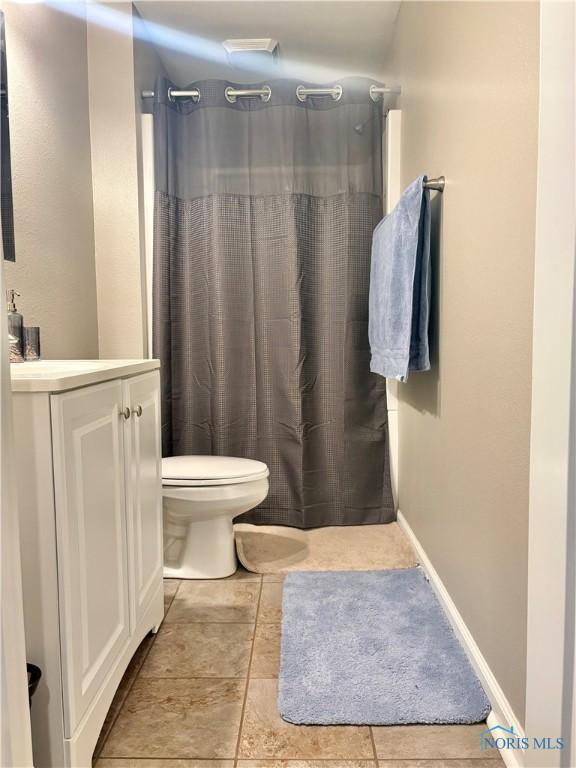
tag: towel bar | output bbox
[424,176,445,192]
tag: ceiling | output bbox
[133,1,401,85]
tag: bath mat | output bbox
[234,523,417,573]
[279,568,491,725]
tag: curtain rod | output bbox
[139,84,444,193]
[141,84,401,103]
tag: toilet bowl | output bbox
[162,455,269,579]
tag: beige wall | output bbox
[2,4,99,359]
[2,2,163,360]
[86,5,166,359]
[87,3,145,359]
[133,8,168,356]
[386,2,539,721]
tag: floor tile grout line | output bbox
[376,756,502,763]
[201,578,262,582]
[234,575,263,766]
[163,621,258,625]
[95,756,503,768]
[168,579,261,585]
[97,579,499,765]
[94,627,159,760]
[96,581,182,762]
[99,755,500,763]
[369,725,379,762]
[161,579,181,620]
[98,756,239,763]
[99,757,370,763]
[153,620,261,627]
[233,757,499,764]
[129,675,254,680]
[96,576,245,763]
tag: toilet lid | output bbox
[162,455,269,486]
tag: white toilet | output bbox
[161,455,269,579]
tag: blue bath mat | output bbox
[278,568,491,725]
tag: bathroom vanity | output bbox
[11,360,164,768]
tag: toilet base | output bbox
[163,514,238,579]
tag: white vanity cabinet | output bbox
[51,379,132,740]
[11,361,164,768]
[122,373,164,630]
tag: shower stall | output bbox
[140,75,398,529]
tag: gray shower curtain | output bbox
[152,76,394,528]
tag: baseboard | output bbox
[396,510,525,768]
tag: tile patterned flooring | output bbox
[93,571,504,767]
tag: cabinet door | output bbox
[123,371,163,630]
[51,381,130,737]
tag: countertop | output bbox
[11,359,160,393]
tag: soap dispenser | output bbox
[6,289,24,362]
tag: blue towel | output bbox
[369,175,432,382]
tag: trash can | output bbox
[27,663,41,707]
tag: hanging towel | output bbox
[369,175,432,382]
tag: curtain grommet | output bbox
[225,86,271,103]
[296,85,343,102]
[168,87,201,103]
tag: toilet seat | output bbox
[162,455,269,487]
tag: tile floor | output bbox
[93,571,504,767]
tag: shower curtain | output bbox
[152,76,394,528]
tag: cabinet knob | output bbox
[132,405,143,418]
[121,407,131,420]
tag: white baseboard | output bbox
[396,510,525,768]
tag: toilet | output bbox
[161,455,269,579]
